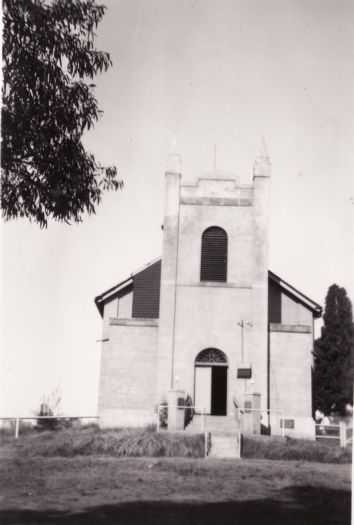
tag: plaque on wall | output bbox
[237,368,252,379]
[280,418,295,429]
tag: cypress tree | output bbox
[314,284,354,416]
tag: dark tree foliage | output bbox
[1,0,122,227]
[314,284,354,416]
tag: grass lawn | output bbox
[0,447,351,524]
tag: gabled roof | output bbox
[94,259,323,318]
[269,270,322,318]
[94,257,161,317]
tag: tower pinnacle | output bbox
[259,136,269,159]
[166,136,182,174]
[253,136,271,178]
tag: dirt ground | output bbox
[0,454,351,524]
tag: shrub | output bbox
[157,401,168,429]
[184,395,194,428]
[36,403,58,431]
[12,427,206,459]
[242,435,352,463]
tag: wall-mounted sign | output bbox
[280,418,295,429]
[237,368,252,379]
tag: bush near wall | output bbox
[9,426,206,459]
[242,435,352,463]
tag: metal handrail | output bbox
[315,423,341,429]
[232,399,286,438]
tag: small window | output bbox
[200,227,228,282]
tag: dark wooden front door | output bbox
[211,366,227,415]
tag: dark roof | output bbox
[94,257,160,317]
[269,270,322,317]
[94,258,323,318]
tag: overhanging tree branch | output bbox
[1,0,122,228]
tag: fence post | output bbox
[282,410,285,438]
[15,417,20,439]
[340,421,346,447]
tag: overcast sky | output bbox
[1,0,354,417]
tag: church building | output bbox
[95,142,322,439]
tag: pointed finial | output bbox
[253,136,271,178]
[259,136,268,159]
[166,135,182,174]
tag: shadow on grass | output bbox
[1,486,350,525]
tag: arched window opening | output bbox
[200,227,228,282]
[195,348,228,365]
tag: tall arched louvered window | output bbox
[200,227,228,282]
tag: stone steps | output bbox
[185,415,240,458]
[185,415,238,434]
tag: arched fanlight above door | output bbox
[195,348,228,365]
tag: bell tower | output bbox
[156,139,271,416]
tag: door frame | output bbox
[194,362,228,415]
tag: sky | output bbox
[1,0,354,417]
